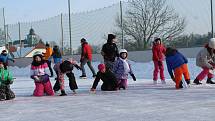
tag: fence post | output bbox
[18,22,22,57]
[61,13,64,55]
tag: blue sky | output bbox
[0,0,125,24]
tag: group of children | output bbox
[1,37,215,100]
[153,37,215,89]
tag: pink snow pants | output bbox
[117,79,128,89]
[153,61,165,81]
[33,81,54,96]
[196,67,213,81]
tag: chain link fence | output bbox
[0,0,214,56]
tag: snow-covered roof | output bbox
[12,47,34,58]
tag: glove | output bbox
[131,74,136,81]
[5,80,13,85]
[158,61,162,67]
[33,76,40,82]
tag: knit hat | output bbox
[98,64,105,71]
[45,43,50,47]
[154,38,161,42]
[209,38,215,49]
[107,34,116,43]
[81,38,86,43]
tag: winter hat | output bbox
[45,43,50,47]
[154,38,161,42]
[81,38,86,43]
[107,34,116,43]
[98,64,105,71]
[209,38,215,49]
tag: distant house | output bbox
[24,42,46,58]
[10,42,46,58]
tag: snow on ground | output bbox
[1,58,215,121]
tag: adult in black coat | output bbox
[101,34,119,71]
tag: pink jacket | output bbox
[30,63,49,76]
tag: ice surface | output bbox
[1,59,215,121]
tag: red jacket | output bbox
[81,43,92,61]
[152,43,166,61]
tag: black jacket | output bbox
[92,70,118,91]
[101,43,119,62]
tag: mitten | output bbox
[131,74,136,81]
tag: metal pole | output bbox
[68,0,72,55]
[120,1,124,49]
[18,22,21,57]
[211,0,214,38]
[61,13,64,55]
[3,8,6,47]
[6,25,9,53]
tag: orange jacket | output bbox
[43,47,53,60]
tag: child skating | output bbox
[90,64,118,92]
[152,38,166,84]
[54,59,82,96]
[193,38,215,85]
[165,47,190,89]
[0,59,15,101]
[30,51,54,96]
[113,49,136,90]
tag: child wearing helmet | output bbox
[193,38,215,85]
[90,64,118,92]
[30,51,54,96]
[113,49,136,90]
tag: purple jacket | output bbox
[113,58,133,79]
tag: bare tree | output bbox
[116,0,186,50]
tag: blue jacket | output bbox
[52,55,62,64]
[0,54,13,63]
[166,52,188,77]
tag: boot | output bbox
[59,90,67,96]
[193,79,202,85]
[179,81,183,88]
[185,79,190,85]
[206,78,215,84]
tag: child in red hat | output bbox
[90,64,118,92]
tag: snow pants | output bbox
[173,64,190,89]
[196,67,214,81]
[117,79,128,89]
[0,85,15,100]
[153,61,165,81]
[53,63,65,92]
[33,81,54,96]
